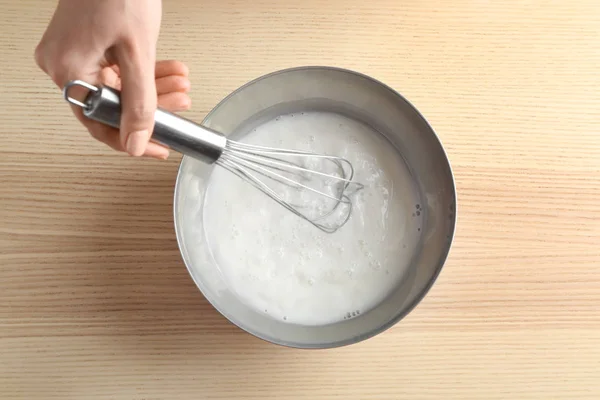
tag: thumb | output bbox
[116,49,157,157]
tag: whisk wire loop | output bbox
[216,139,363,233]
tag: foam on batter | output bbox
[199,111,421,326]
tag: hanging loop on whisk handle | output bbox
[63,80,227,163]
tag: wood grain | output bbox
[1,0,600,398]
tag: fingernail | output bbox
[156,150,169,160]
[126,130,148,156]
[143,144,170,160]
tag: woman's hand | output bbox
[34,0,190,159]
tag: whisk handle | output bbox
[62,80,226,163]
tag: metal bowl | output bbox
[173,66,456,348]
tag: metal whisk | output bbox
[63,80,363,233]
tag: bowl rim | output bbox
[172,65,457,349]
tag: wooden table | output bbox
[2,1,600,398]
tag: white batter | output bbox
[199,111,421,326]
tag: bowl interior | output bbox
[174,67,456,348]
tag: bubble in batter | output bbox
[201,111,421,326]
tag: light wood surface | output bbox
[2,0,600,398]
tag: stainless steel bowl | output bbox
[173,66,456,348]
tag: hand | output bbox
[34,0,190,160]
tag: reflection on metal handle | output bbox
[63,80,226,163]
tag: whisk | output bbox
[63,80,364,233]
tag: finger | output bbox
[94,73,190,101]
[85,120,169,160]
[157,92,191,112]
[156,75,190,95]
[86,123,169,160]
[155,60,189,78]
[108,62,189,92]
[144,142,170,160]
[114,60,188,79]
[115,45,157,157]
[74,112,125,152]
[74,110,169,160]
[99,66,121,89]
